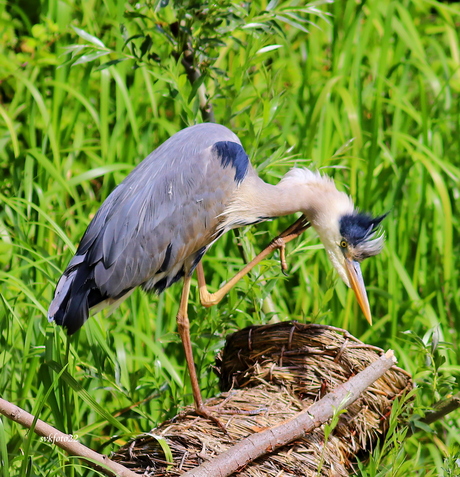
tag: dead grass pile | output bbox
[112,322,413,476]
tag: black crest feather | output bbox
[340,213,386,245]
[340,212,387,260]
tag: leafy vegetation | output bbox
[1,0,459,475]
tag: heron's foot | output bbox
[191,396,267,433]
[271,215,311,275]
[192,403,228,433]
[279,240,288,275]
[270,238,289,275]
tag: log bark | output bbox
[0,397,139,477]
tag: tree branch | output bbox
[181,50,215,123]
[181,350,397,477]
[0,397,139,477]
[421,392,460,425]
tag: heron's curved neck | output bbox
[221,168,354,232]
[255,179,312,218]
[221,171,332,229]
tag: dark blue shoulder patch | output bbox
[339,212,387,245]
[212,141,249,184]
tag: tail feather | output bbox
[48,255,105,335]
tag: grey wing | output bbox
[48,123,250,334]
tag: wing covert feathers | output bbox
[48,124,249,334]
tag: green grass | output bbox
[1,0,460,475]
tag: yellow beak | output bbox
[344,258,372,325]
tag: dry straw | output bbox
[112,322,413,476]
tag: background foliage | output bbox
[1,0,459,475]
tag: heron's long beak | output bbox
[344,258,372,325]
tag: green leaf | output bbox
[146,433,174,469]
[60,44,89,54]
[123,11,150,20]
[275,14,310,34]
[122,34,146,52]
[431,325,440,355]
[257,44,283,54]
[46,361,131,434]
[0,418,9,477]
[140,34,153,57]
[95,58,129,71]
[188,73,206,103]
[73,50,111,66]
[412,419,434,434]
[72,26,106,47]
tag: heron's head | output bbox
[283,169,385,324]
[318,210,385,324]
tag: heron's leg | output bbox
[198,215,311,307]
[176,275,228,430]
[176,275,205,411]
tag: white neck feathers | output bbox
[220,168,355,235]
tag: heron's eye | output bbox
[340,239,348,249]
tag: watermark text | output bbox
[40,434,79,443]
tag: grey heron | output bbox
[48,123,384,419]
